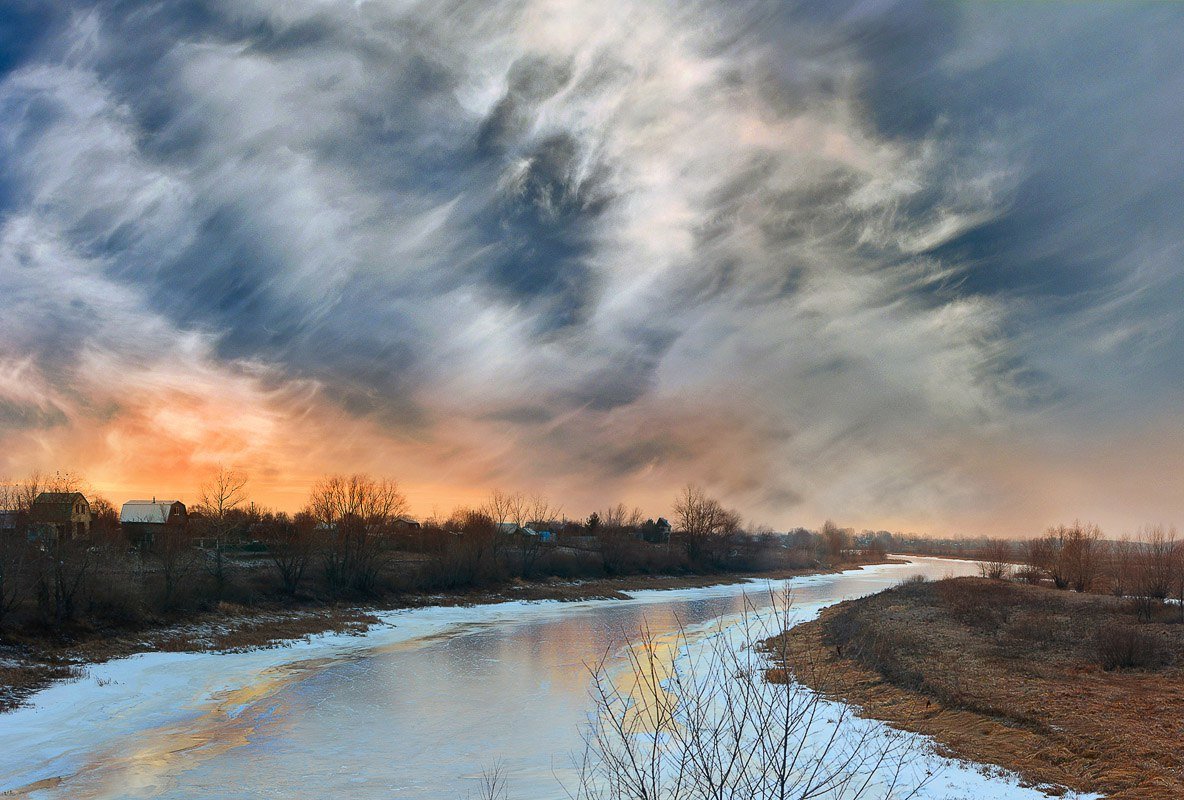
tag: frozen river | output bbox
[0,558,1097,799]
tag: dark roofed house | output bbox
[30,492,91,542]
[639,517,672,544]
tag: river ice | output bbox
[0,558,1101,799]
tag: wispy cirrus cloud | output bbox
[1,1,1182,533]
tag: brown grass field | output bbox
[765,577,1184,799]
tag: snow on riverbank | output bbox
[0,558,1101,799]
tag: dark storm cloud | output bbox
[480,131,611,333]
[792,3,1184,391]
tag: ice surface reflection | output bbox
[3,558,1075,800]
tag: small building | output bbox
[30,492,91,541]
[0,509,20,537]
[120,499,187,547]
[496,522,555,543]
[639,517,672,544]
[394,516,421,531]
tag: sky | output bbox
[1,1,1182,536]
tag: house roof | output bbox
[33,492,87,506]
[120,500,185,525]
[496,522,545,536]
[31,492,88,522]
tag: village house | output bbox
[0,509,18,537]
[30,492,91,541]
[495,522,555,542]
[639,517,673,544]
[120,498,188,547]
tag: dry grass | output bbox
[766,577,1184,800]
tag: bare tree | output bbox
[1108,535,1137,597]
[434,507,500,587]
[1022,536,1054,585]
[259,512,316,597]
[571,592,930,800]
[1039,523,1102,592]
[600,503,643,531]
[1066,521,1103,593]
[150,522,196,608]
[0,533,28,626]
[820,520,852,564]
[88,496,121,545]
[1135,524,1177,601]
[673,485,742,568]
[196,467,250,597]
[482,489,518,527]
[514,494,559,578]
[33,537,95,625]
[309,474,407,596]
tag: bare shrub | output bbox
[1022,537,1054,585]
[476,762,509,800]
[1135,525,1178,601]
[0,534,30,626]
[1093,623,1168,671]
[259,512,316,597]
[1014,566,1043,585]
[976,539,1013,580]
[572,596,931,800]
[819,519,852,564]
[1040,522,1103,592]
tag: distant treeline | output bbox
[0,472,892,636]
[973,522,1184,619]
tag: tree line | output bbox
[975,521,1184,620]
[0,472,885,636]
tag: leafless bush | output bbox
[1134,525,1179,601]
[819,519,853,564]
[259,512,316,597]
[571,595,931,800]
[897,573,927,587]
[1013,566,1042,585]
[976,539,1013,580]
[475,762,509,800]
[0,534,30,626]
[1093,623,1168,671]
[1035,522,1103,592]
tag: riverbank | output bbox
[766,576,1184,800]
[1,558,897,714]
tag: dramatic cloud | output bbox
[1,1,1182,534]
